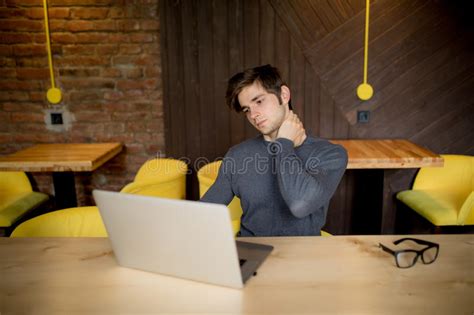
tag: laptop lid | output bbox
[93,190,267,289]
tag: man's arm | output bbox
[200,158,235,205]
[272,138,348,219]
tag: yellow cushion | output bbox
[11,206,107,237]
[458,191,474,225]
[0,192,49,227]
[0,171,33,195]
[397,190,462,226]
[197,161,243,236]
[121,178,186,200]
[134,158,188,183]
[321,230,332,237]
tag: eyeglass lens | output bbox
[422,247,438,264]
[396,251,418,268]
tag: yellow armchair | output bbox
[121,158,187,199]
[0,171,49,232]
[397,155,474,227]
[11,206,107,237]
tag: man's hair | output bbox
[226,64,292,112]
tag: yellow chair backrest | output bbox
[197,161,243,235]
[413,155,474,196]
[0,172,33,195]
[121,158,187,199]
[413,154,474,225]
[11,206,107,237]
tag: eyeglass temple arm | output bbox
[379,243,395,255]
[393,238,439,247]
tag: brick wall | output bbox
[0,0,164,206]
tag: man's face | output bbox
[238,82,290,141]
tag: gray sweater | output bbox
[201,135,348,236]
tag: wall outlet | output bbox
[357,110,370,123]
[50,112,63,125]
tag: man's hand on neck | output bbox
[275,110,307,147]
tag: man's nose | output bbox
[249,108,259,119]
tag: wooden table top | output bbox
[0,234,472,314]
[0,143,123,172]
[331,139,443,169]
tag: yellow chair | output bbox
[121,158,187,199]
[0,171,49,233]
[11,206,107,237]
[197,161,243,236]
[396,155,474,227]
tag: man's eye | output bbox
[256,99,263,104]
[242,108,249,113]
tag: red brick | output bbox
[33,34,46,43]
[3,102,42,112]
[142,43,160,54]
[66,20,95,32]
[61,78,115,89]
[124,68,143,79]
[93,20,116,31]
[101,68,122,78]
[0,20,44,32]
[129,33,153,43]
[5,0,41,7]
[55,56,110,67]
[0,33,32,44]
[108,8,125,19]
[0,57,15,67]
[23,8,44,19]
[0,45,12,56]
[13,45,45,56]
[0,8,25,18]
[49,0,114,5]
[71,8,108,19]
[63,44,96,55]
[0,91,29,101]
[11,112,44,123]
[119,44,142,54]
[107,33,129,43]
[59,68,100,77]
[0,80,42,91]
[29,91,45,102]
[51,33,77,44]
[75,33,109,43]
[96,44,118,55]
[2,68,16,78]
[19,123,48,132]
[112,111,150,121]
[49,20,67,32]
[69,91,103,101]
[103,122,125,134]
[16,68,49,80]
[140,20,159,31]
[69,102,104,111]
[103,91,124,101]
[74,111,111,122]
[49,8,71,19]
[145,67,161,77]
[116,79,158,90]
[117,20,140,31]
[16,57,48,67]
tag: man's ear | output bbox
[281,85,291,105]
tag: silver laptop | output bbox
[93,190,273,289]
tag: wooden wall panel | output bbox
[160,0,474,234]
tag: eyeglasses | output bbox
[379,238,440,268]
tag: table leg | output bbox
[381,169,397,234]
[52,172,78,209]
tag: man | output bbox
[201,64,348,236]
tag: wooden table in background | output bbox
[0,234,472,314]
[331,139,443,234]
[0,143,123,209]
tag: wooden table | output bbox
[0,235,472,314]
[0,143,123,209]
[331,140,443,234]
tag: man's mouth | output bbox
[256,119,266,128]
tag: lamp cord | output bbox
[43,0,56,90]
